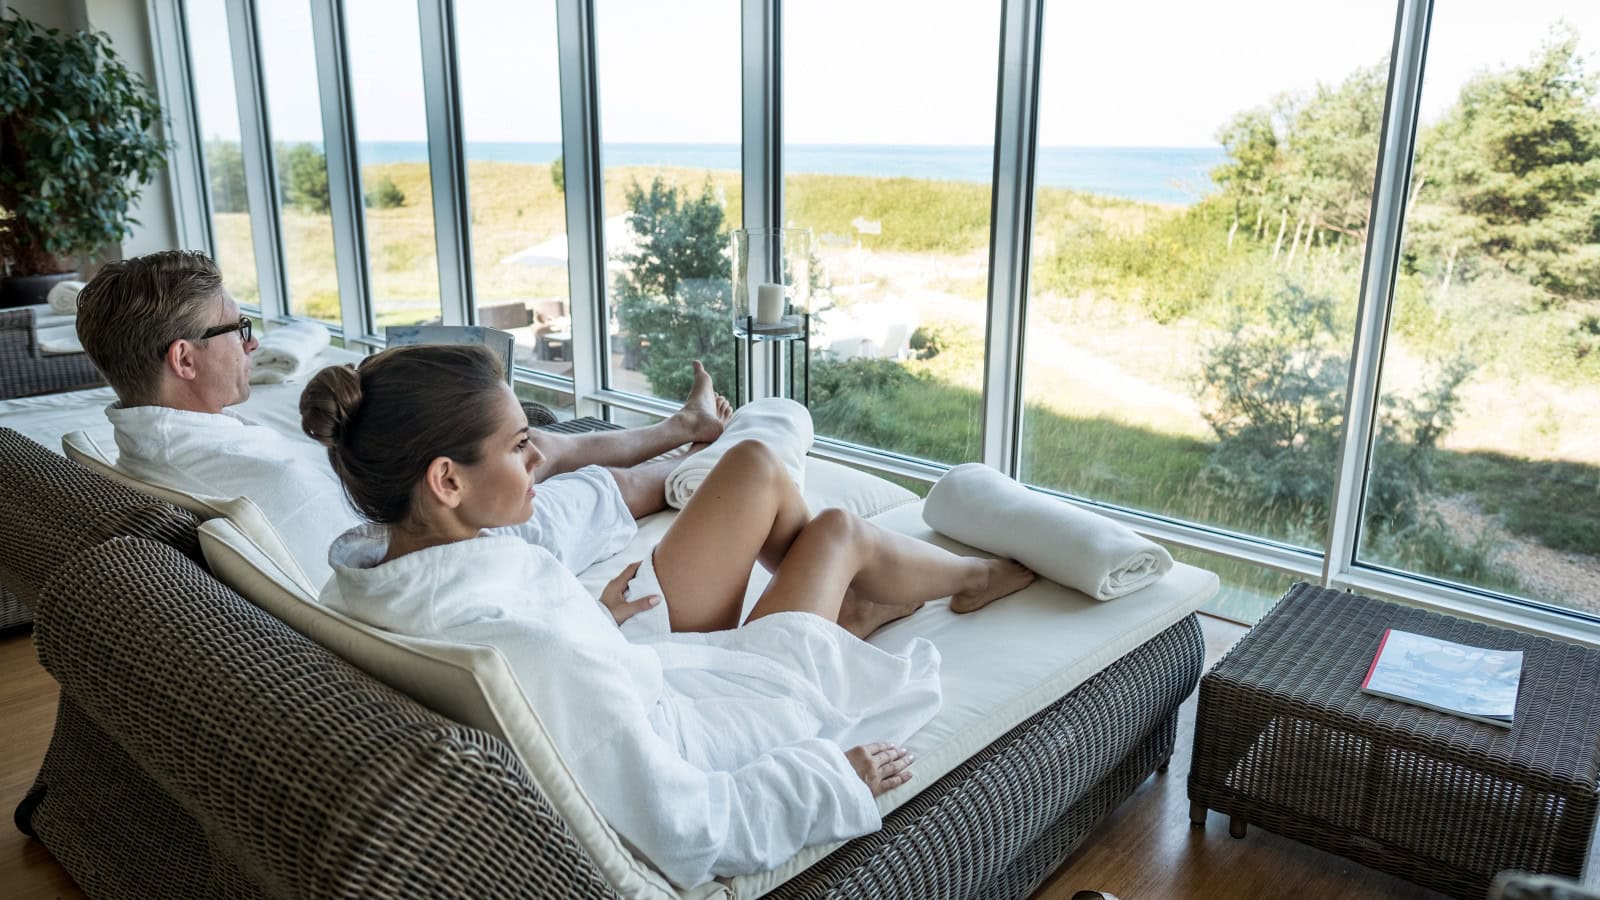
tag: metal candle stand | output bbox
[733,312,810,409]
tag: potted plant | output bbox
[0,12,168,307]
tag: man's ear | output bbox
[422,456,466,510]
[164,339,200,382]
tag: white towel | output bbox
[36,324,84,355]
[923,463,1173,601]
[664,398,812,509]
[46,280,85,316]
[249,321,331,384]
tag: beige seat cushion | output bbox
[61,430,318,597]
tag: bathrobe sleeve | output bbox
[573,712,881,887]
[494,465,636,572]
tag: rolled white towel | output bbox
[249,321,331,384]
[664,398,813,509]
[923,463,1173,601]
[47,280,86,316]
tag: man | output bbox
[74,249,728,587]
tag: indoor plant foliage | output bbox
[0,13,167,281]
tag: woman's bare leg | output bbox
[746,510,1036,639]
[646,440,811,632]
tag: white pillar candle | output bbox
[756,283,785,325]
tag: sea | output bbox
[357,141,1225,206]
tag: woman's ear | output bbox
[422,456,466,509]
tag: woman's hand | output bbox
[601,560,662,626]
[845,742,914,796]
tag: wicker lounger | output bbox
[3,426,1205,898]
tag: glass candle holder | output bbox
[730,227,812,340]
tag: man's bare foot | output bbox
[837,587,923,639]
[950,559,1036,614]
[672,361,728,444]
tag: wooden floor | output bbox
[0,615,1462,899]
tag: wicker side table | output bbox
[1189,583,1600,900]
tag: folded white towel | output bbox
[36,323,84,355]
[923,463,1173,601]
[47,280,85,316]
[249,321,331,384]
[664,398,813,509]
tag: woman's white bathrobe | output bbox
[106,404,635,585]
[321,527,943,888]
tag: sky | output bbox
[187,0,1600,148]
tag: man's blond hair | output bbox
[75,250,226,406]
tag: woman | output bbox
[299,344,1033,887]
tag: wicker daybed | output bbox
[0,388,1215,897]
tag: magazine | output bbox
[1360,629,1523,728]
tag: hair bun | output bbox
[300,364,363,448]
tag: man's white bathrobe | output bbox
[321,526,943,888]
[107,404,635,586]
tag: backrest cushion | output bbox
[0,427,199,611]
[63,429,317,596]
[197,518,690,900]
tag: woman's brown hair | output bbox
[300,344,507,524]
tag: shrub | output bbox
[278,142,330,214]
[206,140,248,214]
[364,175,405,209]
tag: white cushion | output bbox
[62,429,318,597]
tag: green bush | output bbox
[278,142,330,214]
[364,175,405,209]
[205,140,248,214]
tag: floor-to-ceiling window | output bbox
[594,0,742,404]
[1017,0,1397,621]
[1359,1,1600,616]
[183,0,261,309]
[255,0,339,323]
[455,0,574,379]
[783,0,1002,465]
[342,0,442,330]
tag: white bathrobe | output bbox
[106,404,636,587]
[321,527,943,888]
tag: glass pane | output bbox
[595,0,742,403]
[1018,0,1395,552]
[1170,546,1300,625]
[256,0,339,323]
[343,0,441,331]
[455,0,572,379]
[1359,4,1600,615]
[785,0,1001,465]
[183,0,260,308]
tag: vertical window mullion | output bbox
[307,0,371,340]
[224,0,287,321]
[555,0,605,415]
[149,0,211,256]
[983,0,1044,476]
[743,0,778,399]
[416,0,472,328]
[1323,0,1434,587]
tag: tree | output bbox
[612,177,735,399]
[1197,282,1471,531]
[1414,27,1600,306]
[205,140,248,214]
[551,154,564,194]
[278,142,330,214]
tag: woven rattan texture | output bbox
[28,694,264,898]
[0,308,106,400]
[33,536,621,900]
[0,585,28,630]
[0,427,199,612]
[1189,583,1600,899]
[766,613,1205,900]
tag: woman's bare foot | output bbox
[950,559,1036,614]
[670,361,730,444]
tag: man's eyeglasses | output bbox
[198,316,252,344]
[160,316,252,359]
